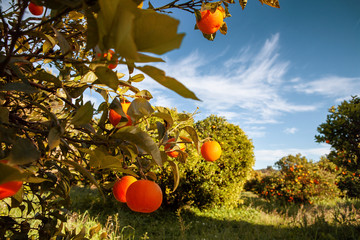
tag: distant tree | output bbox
[315,96,360,197]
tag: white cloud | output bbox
[143,33,316,126]
[284,127,298,134]
[294,76,360,98]
[254,146,330,169]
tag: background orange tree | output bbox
[315,96,360,197]
[0,0,279,238]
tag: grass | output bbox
[63,187,360,240]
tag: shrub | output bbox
[157,115,255,209]
[248,154,341,204]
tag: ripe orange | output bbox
[28,2,44,16]
[196,8,224,35]
[164,138,185,158]
[0,160,23,200]
[112,176,137,203]
[126,180,163,213]
[201,141,221,162]
[109,102,132,128]
[138,1,144,8]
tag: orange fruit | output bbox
[0,160,23,200]
[126,180,162,213]
[109,102,132,128]
[196,8,224,35]
[164,138,185,158]
[97,50,118,69]
[138,1,144,8]
[28,2,44,16]
[106,50,118,69]
[112,176,137,203]
[201,141,221,162]
[0,181,23,200]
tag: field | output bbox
[62,187,360,240]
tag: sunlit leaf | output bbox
[129,74,145,82]
[33,71,62,87]
[71,101,94,126]
[152,112,173,129]
[112,126,163,166]
[220,22,228,35]
[89,224,101,238]
[127,98,154,121]
[181,126,200,153]
[134,10,185,55]
[94,66,119,91]
[239,0,247,10]
[258,0,280,8]
[137,65,200,100]
[135,90,153,100]
[167,160,179,192]
[48,127,62,150]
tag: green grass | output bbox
[64,188,360,240]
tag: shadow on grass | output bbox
[68,187,360,240]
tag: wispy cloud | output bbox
[143,33,316,128]
[294,76,360,100]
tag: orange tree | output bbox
[315,96,360,197]
[249,154,340,205]
[156,115,255,209]
[0,0,280,238]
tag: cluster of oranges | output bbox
[112,176,162,213]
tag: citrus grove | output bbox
[0,0,280,238]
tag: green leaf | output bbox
[42,34,56,54]
[71,101,94,126]
[134,10,185,55]
[1,82,38,94]
[33,71,62,87]
[81,71,97,84]
[219,22,228,35]
[63,159,105,201]
[9,138,40,165]
[65,85,88,98]
[48,127,62,150]
[51,27,71,55]
[94,66,119,91]
[135,90,153,100]
[129,74,145,82]
[97,0,138,59]
[85,10,99,51]
[112,126,163,166]
[89,224,101,238]
[137,65,200,100]
[0,107,9,123]
[152,112,173,129]
[0,162,23,184]
[167,160,179,192]
[181,126,200,153]
[156,121,166,141]
[127,98,154,121]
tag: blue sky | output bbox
[84,0,360,169]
